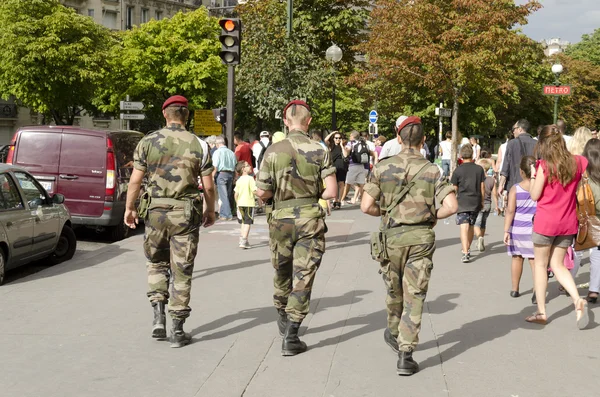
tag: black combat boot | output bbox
[384,328,399,354]
[281,321,307,356]
[170,318,192,348]
[151,302,166,339]
[397,351,419,376]
[277,309,288,336]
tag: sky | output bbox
[516,0,600,43]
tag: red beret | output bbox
[162,95,188,110]
[396,116,421,131]
[283,100,311,120]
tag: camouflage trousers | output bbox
[144,209,199,320]
[269,217,326,323]
[381,228,435,352]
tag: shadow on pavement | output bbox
[427,293,460,314]
[192,258,269,280]
[435,237,462,249]
[327,232,369,244]
[190,290,372,340]
[417,306,547,370]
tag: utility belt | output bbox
[370,224,432,262]
[138,193,203,224]
[273,198,319,211]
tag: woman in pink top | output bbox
[527,125,590,329]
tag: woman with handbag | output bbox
[526,125,590,329]
[582,138,600,303]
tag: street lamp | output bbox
[552,62,563,124]
[326,44,343,131]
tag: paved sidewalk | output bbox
[1,206,599,397]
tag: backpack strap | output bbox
[382,161,431,214]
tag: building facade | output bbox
[542,38,570,57]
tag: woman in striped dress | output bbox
[503,156,537,298]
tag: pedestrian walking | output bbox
[526,125,590,329]
[234,131,254,167]
[451,144,486,263]
[499,119,536,195]
[256,100,337,356]
[342,131,377,205]
[234,160,257,249]
[473,160,497,252]
[503,156,536,299]
[439,131,453,178]
[581,139,600,303]
[361,116,457,376]
[325,131,350,209]
[212,135,237,221]
[125,95,215,348]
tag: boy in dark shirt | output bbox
[451,144,486,263]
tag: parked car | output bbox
[6,126,144,241]
[0,164,75,285]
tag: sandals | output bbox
[525,312,547,325]
[586,293,598,304]
[576,298,590,330]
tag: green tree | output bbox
[0,0,116,125]
[566,28,600,66]
[96,8,226,131]
[557,54,600,130]
[357,0,541,169]
[235,0,370,132]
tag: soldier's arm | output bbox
[125,168,145,229]
[256,152,274,200]
[361,168,381,216]
[437,191,458,220]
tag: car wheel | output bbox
[108,218,130,242]
[0,250,5,286]
[49,225,77,265]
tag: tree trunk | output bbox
[450,91,460,174]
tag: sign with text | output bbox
[435,107,452,118]
[543,85,572,96]
[194,110,222,136]
[120,101,145,110]
[120,113,145,120]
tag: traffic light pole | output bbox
[286,0,293,38]
[226,65,235,150]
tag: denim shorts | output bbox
[456,211,479,226]
[475,210,490,229]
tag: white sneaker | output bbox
[240,239,250,249]
[239,238,245,248]
[478,237,485,252]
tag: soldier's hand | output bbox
[202,210,216,228]
[124,209,138,229]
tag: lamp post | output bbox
[325,44,343,131]
[551,62,563,124]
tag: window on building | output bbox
[88,9,95,18]
[126,6,134,29]
[155,11,163,20]
[141,8,149,23]
[102,10,118,30]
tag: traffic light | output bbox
[219,18,241,65]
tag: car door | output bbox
[58,132,106,217]
[12,171,62,255]
[0,172,33,265]
[13,130,61,195]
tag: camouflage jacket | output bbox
[133,125,213,200]
[257,129,336,219]
[364,148,454,231]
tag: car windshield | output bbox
[111,132,143,178]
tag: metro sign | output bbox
[543,85,572,96]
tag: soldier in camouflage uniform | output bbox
[361,116,457,375]
[256,100,337,356]
[125,95,215,348]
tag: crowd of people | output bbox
[128,94,598,376]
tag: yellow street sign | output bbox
[194,110,222,136]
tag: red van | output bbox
[6,126,143,240]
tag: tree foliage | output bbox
[557,54,600,130]
[96,8,226,130]
[566,28,600,66]
[235,0,369,133]
[357,0,542,167]
[0,0,116,125]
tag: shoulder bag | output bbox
[575,173,600,251]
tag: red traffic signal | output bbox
[219,18,241,65]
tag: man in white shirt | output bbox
[378,116,407,161]
[252,131,271,174]
[439,131,453,178]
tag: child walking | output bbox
[503,156,536,299]
[234,161,257,249]
[474,159,497,251]
[451,144,486,263]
